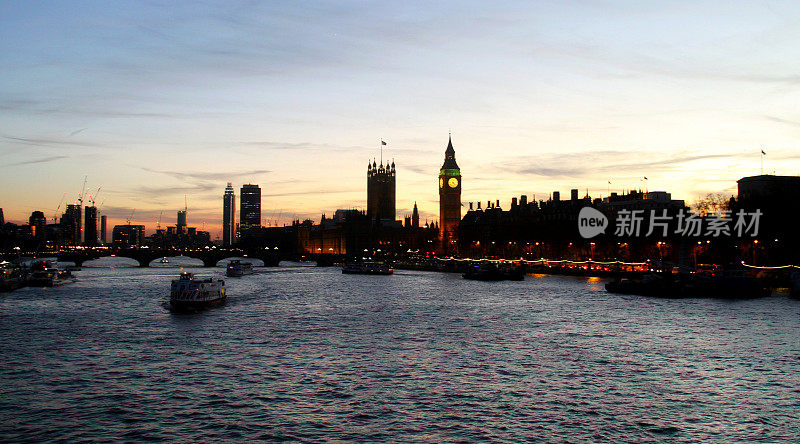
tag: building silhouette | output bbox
[412,202,420,229]
[177,210,187,234]
[62,204,82,246]
[367,160,396,221]
[223,182,236,246]
[439,135,462,254]
[292,209,439,257]
[240,184,261,233]
[733,174,800,263]
[84,206,98,246]
[100,215,107,245]
[112,224,145,247]
[29,211,46,241]
[459,189,686,261]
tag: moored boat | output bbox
[681,272,771,299]
[790,271,800,299]
[342,261,393,275]
[606,270,769,299]
[170,272,226,312]
[463,262,524,281]
[226,260,254,277]
[0,261,26,292]
[27,260,76,287]
[605,273,675,297]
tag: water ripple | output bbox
[1,266,798,442]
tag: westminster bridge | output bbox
[1,247,344,268]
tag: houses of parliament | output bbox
[366,136,462,254]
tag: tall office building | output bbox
[62,204,82,245]
[84,206,98,246]
[223,182,236,246]
[0,208,4,225]
[240,184,261,232]
[367,160,396,221]
[100,215,107,245]
[438,135,462,254]
[29,211,47,241]
[177,210,187,233]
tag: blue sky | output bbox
[2,1,799,238]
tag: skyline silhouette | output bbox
[2,2,800,235]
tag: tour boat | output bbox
[342,261,393,275]
[27,260,76,287]
[170,272,226,312]
[0,261,25,292]
[226,260,254,277]
[159,257,170,264]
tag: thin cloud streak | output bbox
[1,134,103,149]
[764,115,800,127]
[5,155,68,167]
[510,152,737,179]
[139,167,272,182]
[261,188,362,198]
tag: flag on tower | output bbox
[761,149,766,155]
[644,176,648,180]
[381,140,387,146]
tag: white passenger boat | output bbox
[170,272,226,312]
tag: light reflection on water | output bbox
[0,264,798,442]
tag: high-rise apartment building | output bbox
[100,215,107,244]
[177,210,187,233]
[240,184,261,233]
[62,204,82,245]
[84,206,98,246]
[29,211,47,241]
[223,182,236,246]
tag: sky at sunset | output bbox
[2,1,799,240]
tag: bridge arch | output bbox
[82,256,140,267]
[214,256,266,267]
[53,247,285,267]
[147,256,204,267]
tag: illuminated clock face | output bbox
[448,177,459,188]
[439,178,444,188]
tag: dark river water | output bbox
[1,261,798,442]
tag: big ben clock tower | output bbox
[439,135,461,255]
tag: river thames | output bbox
[1,261,798,442]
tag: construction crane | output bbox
[89,186,101,206]
[77,175,88,206]
[52,192,66,223]
[127,208,135,225]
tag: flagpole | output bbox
[760,149,763,175]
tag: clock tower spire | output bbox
[439,134,461,255]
